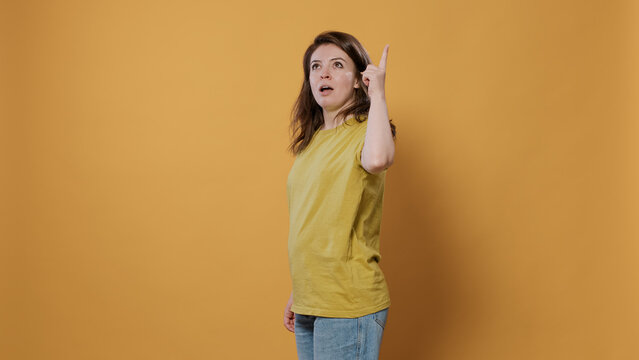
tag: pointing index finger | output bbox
[379,44,389,70]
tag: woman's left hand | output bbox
[361,44,389,100]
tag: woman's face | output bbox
[309,43,360,112]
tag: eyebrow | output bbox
[310,57,346,64]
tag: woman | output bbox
[283,30,397,360]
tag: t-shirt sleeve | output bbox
[355,123,368,168]
[355,121,396,173]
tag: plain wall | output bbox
[1,0,637,359]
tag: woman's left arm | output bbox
[360,44,395,174]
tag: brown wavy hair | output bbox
[287,30,397,155]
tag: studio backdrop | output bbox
[1,0,637,359]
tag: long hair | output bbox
[287,31,397,155]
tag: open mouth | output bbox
[320,86,334,93]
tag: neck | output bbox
[321,100,354,130]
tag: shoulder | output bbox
[351,114,368,131]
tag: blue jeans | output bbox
[294,307,389,360]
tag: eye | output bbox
[334,62,343,68]
[311,63,319,70]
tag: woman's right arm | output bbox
[283,291,295,333]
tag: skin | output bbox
[308,43,361,130]
[306,43,395,174]
[283,291,295,332]
[283,44,395,333]
[359,44,395,174]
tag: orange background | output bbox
[1,0,638,359]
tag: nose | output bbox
[320,67,331,79]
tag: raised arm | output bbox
[360,44,395,174]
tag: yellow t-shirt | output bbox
[287,114,392,318]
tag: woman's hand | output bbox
[361,44,389,100]
[283,291,295,333]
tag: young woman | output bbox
[283,30,397,359]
